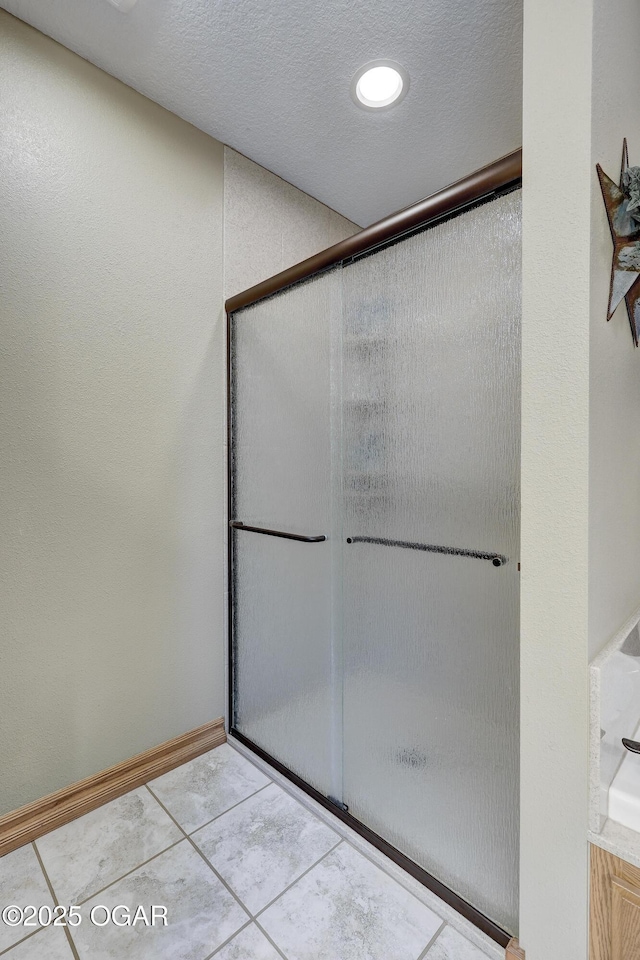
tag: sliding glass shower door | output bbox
[340,193,520,933]
[229,186,521,938]
[230,272,344,798]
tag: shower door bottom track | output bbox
[229,727,510,948]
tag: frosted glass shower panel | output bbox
[340,191,521,933]
[232,532,334,791]
[231,275,339,532]
[229,189,522,937]
[230,272,341,794]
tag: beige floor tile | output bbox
[2,925,75,959]
[259,842,442,960]
[148,743,269,833]
[70,839,248,960]
[425,925,495,959]
[36,787,182,904]
[0,844,54,952]
[214,923,282,960]
[192,783,338,913]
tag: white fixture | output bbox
[105,0,139,11]
[351,61,409,111]
[609,718,640,833]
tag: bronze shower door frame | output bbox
[226,149,522,948]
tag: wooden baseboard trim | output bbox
[506,938,525,960]
[0,718,226,857]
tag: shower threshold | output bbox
[229,727,511,950]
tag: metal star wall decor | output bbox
[597,141,640,346]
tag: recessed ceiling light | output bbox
[351,61,409,111]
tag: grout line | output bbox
[252,839,343,920]
[224,741,345,834]
[224,743,442,918]
[32,841,81,960]
[228,740,501,958]
[33,842,58,905]
[185,781,273,838]
[338,837,496,958]
[203,917,289,960]
[72,836,185,906]
[203,918,253,959]
[148,781,340,960]
[0,842,51,956]
[416,920,447,960]
[62,924,82,960]
[4,748,458,960]
[253,917,289,960]
[184,836,252,921]
[144,786,252,920]
[8,770,273,946]
[12,774,276,960]
[0,925,42,957]
[340,835,445,915]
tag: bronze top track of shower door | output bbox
[225,148,521,314]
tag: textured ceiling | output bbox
[1,0,523,226]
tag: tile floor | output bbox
[0,742,497,960]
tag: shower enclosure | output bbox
[226,152,522,945]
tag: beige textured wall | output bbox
[520,1,640,957]
[520,0,592,955]
[0,12,358,815]
[589,2,640,662]
[223,147,359,299]
[0,12,225,815]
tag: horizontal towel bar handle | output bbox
[346,535,507,566]
[229,521,326,543]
